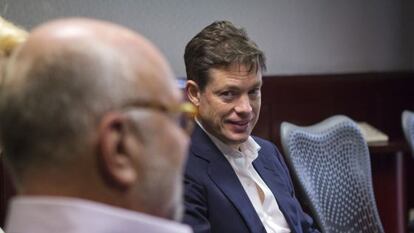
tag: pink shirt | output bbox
[6,196,192,233]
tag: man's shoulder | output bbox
[185,132,212,176]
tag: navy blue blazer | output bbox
[183,125,319,233]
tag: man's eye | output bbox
[220,91,236,100]
[249,89,260,97]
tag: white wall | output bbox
[1,0,411,76]
[402,0,414,68]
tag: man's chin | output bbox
[224,133,250,145]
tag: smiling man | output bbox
[183,21,320,233]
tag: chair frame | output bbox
[402,110,414,157]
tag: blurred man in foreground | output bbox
[0,18,193,233]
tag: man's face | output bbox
[129,110,189,220]
[124,44,190,219]
[196,64,262,147]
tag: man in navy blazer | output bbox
[182,20,320,233]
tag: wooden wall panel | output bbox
[253,71,414,233]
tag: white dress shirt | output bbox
[6,196,192,233]
[197,121,290,233]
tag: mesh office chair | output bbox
[402,110,414,157]
[402,110,414,232]
[280,115,384,233]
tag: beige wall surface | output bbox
[1,0,411,76]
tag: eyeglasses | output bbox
[119,100,197,135]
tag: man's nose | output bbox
[234,95,252,113]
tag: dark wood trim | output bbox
[252,71,414,233]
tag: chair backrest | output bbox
[402,110,414,157]
[280,115,384,233]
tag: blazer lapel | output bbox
[208,159,265,233]
[190,125,265,233]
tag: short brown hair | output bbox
[184,20,266,91]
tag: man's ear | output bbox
[186,80,201,107]
[98,112,139,190]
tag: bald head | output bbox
[6,18,179,105]
[0,18,190,219]
[0,18,183,191]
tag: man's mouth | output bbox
[226,119,251,132]
[233,120,249,125]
